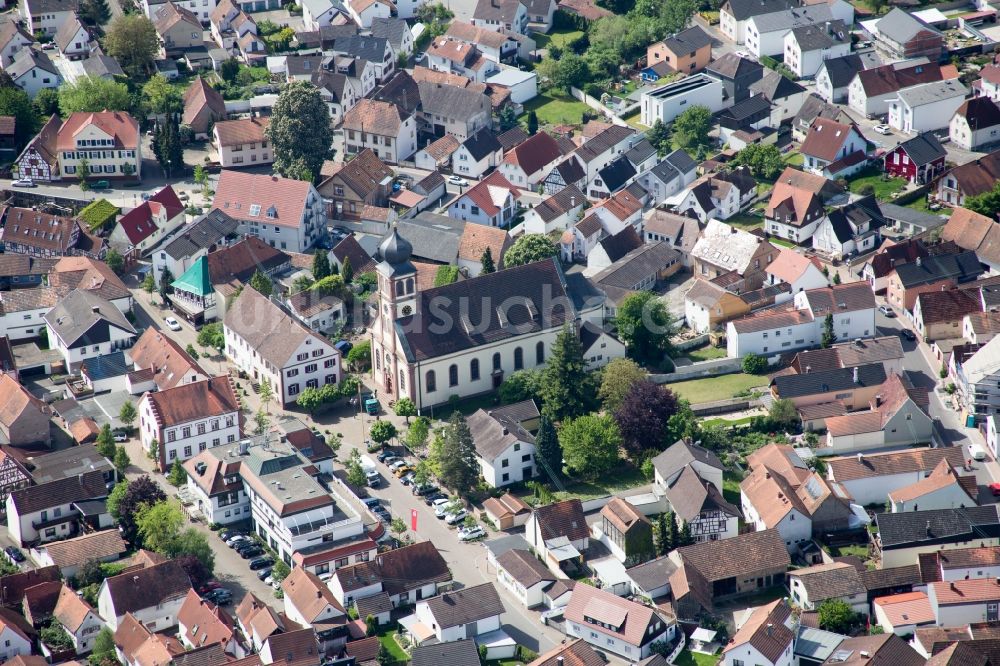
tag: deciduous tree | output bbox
[614,380,679,459]
[96,424,116,458]
[143,74,182,115]
[733,143,784,180]
[266,81,333,181]
[598,357,646,411]
[741,352,768,374]
[136,500,185,553]
[499,369,543,405]
[58,76,130,116]
[119,401,137,430]
[103,14,158,77]
[646,119,671,156]
[197,322,225,352]
[112,477,166,547]
[769,398,801,429]
[393,397,416,423]
[405,416,431,452]
[345,449,367,487]
[250,270,273,297]
[671,105,713,156]
[168,459,187,487]
[559,414,622,480]
[113,446,130,475]
[0,87,40,152]
[615,291,675,364]
[369,420,397,445]
[818,599,857,634]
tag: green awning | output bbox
[171,256,212,296]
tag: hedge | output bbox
[79,199,121,232]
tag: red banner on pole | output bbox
[411,508,418,532]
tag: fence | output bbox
[674,334,710,352]
[569,87,631,128]
[651,356,743,382]
[688,397,755,416]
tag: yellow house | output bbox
[684,278,751,334]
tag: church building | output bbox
[369,229,587,411]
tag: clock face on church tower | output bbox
[401,305,412,316]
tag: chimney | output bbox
[950,580,957,590]
[767,623,773,636]
[317,590,322,598]
[133,576,140,583]
[927,520,932,536]
[916,257,922,267]
[825,20,831,33]
[853,366,859,384]
[91,305,100,313]
[857,453,863,463]
[805,365,811,374]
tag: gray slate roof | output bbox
[7,47,58,80]
[43,290,135,347]
[722,0,795,20]
[395,212,463,263]
[81,54,125,78]
[750,4,831,34]
[163,209,239,260]
[819,54,865,88]
[332,34,388,62]
[751,70,806,101]
[876,7,940,44]
[411,639,483,666]
[467,407,534,461]
[423,583,505,628]
[662,25,712,56]
[876,505,1000,549]
[791,20,847,51]
[369,17,409,49]
[897,79,968,107]
[772,363,887,399]
[418,82,491,120]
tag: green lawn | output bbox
[701,415,756,428]
[726,212,764,230]
[687,345,728,362]
[674,650,720,666]
[375,625,409,663]
[552,464,646,502]
[531,28,584,50]
[784,151,804,166]
[722,473,742,506]
[847,167,906,201]
[905,196,951,216]
[829,542,870,559]
[663,373,767,404]
[521,92,590,126]
[770,237,798,248]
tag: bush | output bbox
[79,198,121,232]
[741,352,768,375]
[857,183,876,197]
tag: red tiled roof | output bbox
[462,170,520,217]
[800,118,860,162]
[57,111,139,151]
[503,132,562,177]
[116,186,184,245]
[213,171,315,229]
[213,117,269,147]
[144,375,239,428]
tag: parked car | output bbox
[91,180,110,190]
[204,589,232,605]
[459,526,486,541]
[447,175,469,186]
[227,535,250,547]
[362,497,381,509]
[424,491,448,506]
[256,567,273,580]
[376,450,395,463]
[413,482,438,496]
[249,556,274,570]
[394,465,414,478]
[433,498,451,518]
[219,529,244,541]
[198,581,223,594]
[400,471,416,485]
[445,509,468,525]
[113,432,128,442]
[11,179,35,188]
[234,539,259,553]
[901,329,916,341]
[240,546,264,559]
[971,444,988,461]
[4,546,25,563]
[874,124,891,135]
[878,305,895,317]
[165,316,182,331]
[991,482,1000,497]
[387,459,406,471]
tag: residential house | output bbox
[740,443,855,551]
[825,447,965,506]
[669,169,755,222]
[0,615,31,662]
[963,310,1000,344]
[56,111,141,181]
[451,129,503,179]
[872,8,943,61]
[812,196,884,259]
[43,290,136,371]
[874,505,1000,568]
[784,20,850,79]
[524,0,554,30]
[19,0,80,36]
[661,462,740,544]
[224,287,341,406]
[913,287,982,341]
[799,118,868,180]
[494,549,556,608]
[342,99,417,164]
[684,279,752,334]
[952,334,1000,430]
[425,38,498,83]
[928,579,1000,627]
[182,446,250,525]
[885,251,982,312]
[483,493,532,530]
[863,239,932,293]
[12,114,59,183]
[499,131,564,188]
[887,458,976,512]
[941,206,1000,273]
[938,150,1000,206]
[7,48,61,98]
[0,374,51,448]
[317,149,392,221]
[705,52,764,102]
[471,0,528,34]
[822,635,925,665]
[347,0,390,28]
[109,185,186,260]
[138,375,241,472]
[638,150,698,207]
[177,589,238,653]
[5,470,108,546]
[128,327,208,393]
[370,17,413,54]
[884,132,947,184]
[668,528,791,614]
[816,54,872,104]
[29,527,127,579]
[447,171,519,228]
[523,185,586,235]
[0,206,104,259]
[765,249,829,294]
[819,373,934,453]
[772,361,886,411]
[873,592,937,636]
[329,35,394,84]
[0,22,33,69]
[849,61,953,119]
[98,559,191,631]
[888,79,968,134]
[950,97,1000,151]
[721,599,795,666]
[589,241,682,314]
[212,117,271,169]
[467,404,535,488]
[328,541,452,607]
[328,235,375,276]
[154,2,203,56]
[564,584,674,660]
[456,214,510,277]
[718,0,796,44]
[410,640,483,666]
[412,583,504,644]
[691,219,778,281]
[788,562,868,614]
[52,583,104,654]
[281,567,346,643]
[301,0,345,30]
[765,167,843,244]
[144,0,218,21]
[592,498,653,565]
[414,135,459,172]
[640,73,727,127]
[641,206,700,263]
[585,226,643,275]
[525,499,589,576]
[212,170,325,252]
[55,14,90,60]
[751,71,808,122]
[646,26,713,76]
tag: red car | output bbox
[198,581,223,594]
[990,483,1000,497]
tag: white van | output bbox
[971,445,988,461]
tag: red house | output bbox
[884,133,947,184]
